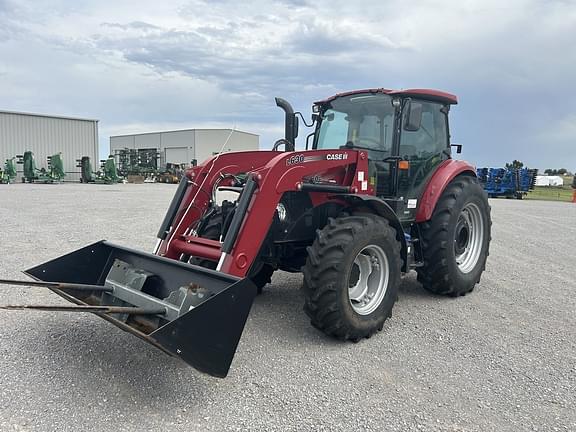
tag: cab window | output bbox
[315,93,395,155]
[399,101,448,159]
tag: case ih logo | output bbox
[326,153,349,161]
[286,154,305,166]
[286,153,345,166]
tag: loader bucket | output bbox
[21,241,257,377]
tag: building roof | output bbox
[315,88,458,105]
[110,128,259,138]
[0,109,98,123]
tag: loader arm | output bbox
[158,149,371,277]
[157,150,281,258]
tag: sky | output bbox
[0,0,575,170]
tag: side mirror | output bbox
[293,115,299,140]
[403,99,422,132]
[450,143,463,154]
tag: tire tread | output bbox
[302,215,401,341]
[416,175,491,296]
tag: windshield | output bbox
[315,93,395,155]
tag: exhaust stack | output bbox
[275,97,298,151]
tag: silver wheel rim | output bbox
[454,202,484,274]
[348,245,389,315]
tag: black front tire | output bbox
[416,175,491,296]
[248,262,275,295]
[302,215,401,341]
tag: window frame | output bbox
[397,99,450,159]
[313,93,396,153]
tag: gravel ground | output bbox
[0,183,574,432]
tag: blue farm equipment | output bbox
[476,167,538,199]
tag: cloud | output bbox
[288,20,405,55]
[100,21,161,31]
[0,0,574,168]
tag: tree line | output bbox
[503,160,572,176]
[543,168,571,175]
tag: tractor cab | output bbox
[312,89,457,221]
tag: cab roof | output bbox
[315,88,458,105]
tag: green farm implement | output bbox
[0,158,17,184]
[77,156,122,184]
[17,151,66,183]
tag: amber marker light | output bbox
[398,160,410,170]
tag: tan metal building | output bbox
[0,110,99,182]
[109,128,259,168]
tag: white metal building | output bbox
[109,129,259,168]
[535,175,564,186]
[0,110,99,182]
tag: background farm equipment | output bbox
[476,167,538,199]
[99,157,122,183]
[0,158,17,184]
[77,156,122,184]
[114,148,161,182]
[77,156,94,183]
[17,151,66,183]
[2,88,491,378]
[157,163,187,183]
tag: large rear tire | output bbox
[302,215,401,341]
[416,175,491,296]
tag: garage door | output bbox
[165,147,189,164]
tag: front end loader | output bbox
[1,88,491,377]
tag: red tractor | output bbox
[1,88,491,377]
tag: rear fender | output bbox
[339,194,408,272]
[415,160,476,223]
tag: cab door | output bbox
[396,100,451,221]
